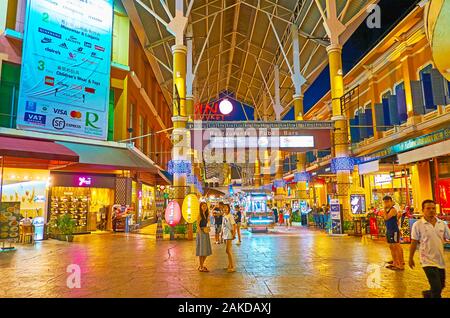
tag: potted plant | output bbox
[56,214,76,242]
[174,224,187,239]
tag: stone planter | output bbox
[292,222,302,227]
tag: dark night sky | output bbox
[282,0,420,120]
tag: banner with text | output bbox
[17,0,114,140]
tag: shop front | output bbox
[1,167,50,220]
[48,172,116,234]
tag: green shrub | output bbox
[56,214,76,236]
[164,225,171,235]
[174,224,187,234]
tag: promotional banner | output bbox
[17,0,114,140]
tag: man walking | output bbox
[409,200,450,298]
[383,196,404,270]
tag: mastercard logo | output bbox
[70,111,82,119]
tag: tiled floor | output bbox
[1,226,449,298]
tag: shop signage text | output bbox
[16,0,114,140]
[360,128,450,163]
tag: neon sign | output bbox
[194,99,234,120]
[78,177,92,186]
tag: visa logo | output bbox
[24,112,46,125]
[54,109,68,115]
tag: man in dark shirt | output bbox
[383,195,404,270]
[213,204,223,244]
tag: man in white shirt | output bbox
[409,199,450,298]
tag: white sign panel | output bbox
[279,136,314,148]
[17,0,114,140]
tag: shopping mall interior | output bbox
[0,0,450,300]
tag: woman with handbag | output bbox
[196,202,212,272]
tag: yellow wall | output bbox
[411,162,433,211]
[112,10,130,66]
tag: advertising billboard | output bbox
[17,0,114,140]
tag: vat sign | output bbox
[78,177,92,186]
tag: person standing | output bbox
[213,204,223,244]
[222,204,237,272]
[234,205,242,245]
[383,196,404,270]
[272,204,279,225]
[284,204,291,228]
[196,202,212,272]
[409,200,450,298]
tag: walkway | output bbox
[1,227,449,298]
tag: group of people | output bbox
[270,204,292,227]
[382,195,450,298]
[195,202,242,273]
[312,204,330,229]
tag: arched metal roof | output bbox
[123,0,378,119]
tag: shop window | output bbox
[1,168,50,219]
[128,103,135,139]
[0,62,21,128]
[364,106,374,138]
[395,82,408,124]
[108,90,115,141]
[419,64,436,111]
[358,108,368,140]
[137,115,144,149]
[350,113,360,143]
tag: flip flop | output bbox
[386,265,403,271]
[227,268,236,273]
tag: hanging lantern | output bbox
[165,200,181,227]
[425,1,450,81]
[182,194,200,224]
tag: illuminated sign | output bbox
[374,174,392,185]
[17,0,114,140]
[280,136,314,148]
[78,177,92,186]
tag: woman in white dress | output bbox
[221,204,237,273]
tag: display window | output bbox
[369,174,412,208]
[0,168,50,219]
[49,187,114,233]
[142,184,156,223]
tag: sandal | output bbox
[227,268,236,273]
[386,264,403,271]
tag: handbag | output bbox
[202,226,210,234]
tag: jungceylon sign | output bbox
[180,120,333,167]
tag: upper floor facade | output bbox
[0,0,172,170]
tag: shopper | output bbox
[409,200,450,298]
[284,204,291,228]
[213,204,223,244]
[271,204,279,225]
[196,202,212,272]
[234,205,242,245]
[278,206,284,225]
[222,204,237,272]
[383,196,405,270]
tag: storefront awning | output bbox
[55,141,160,172]
[0,136,79,162]
[398,140,450,165]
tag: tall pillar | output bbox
[327,44,351,223]
[254,157,261,188]
[171,44,189,205]
[293,94,308,201]
[274,151,285,208]
[263,149,271,185]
